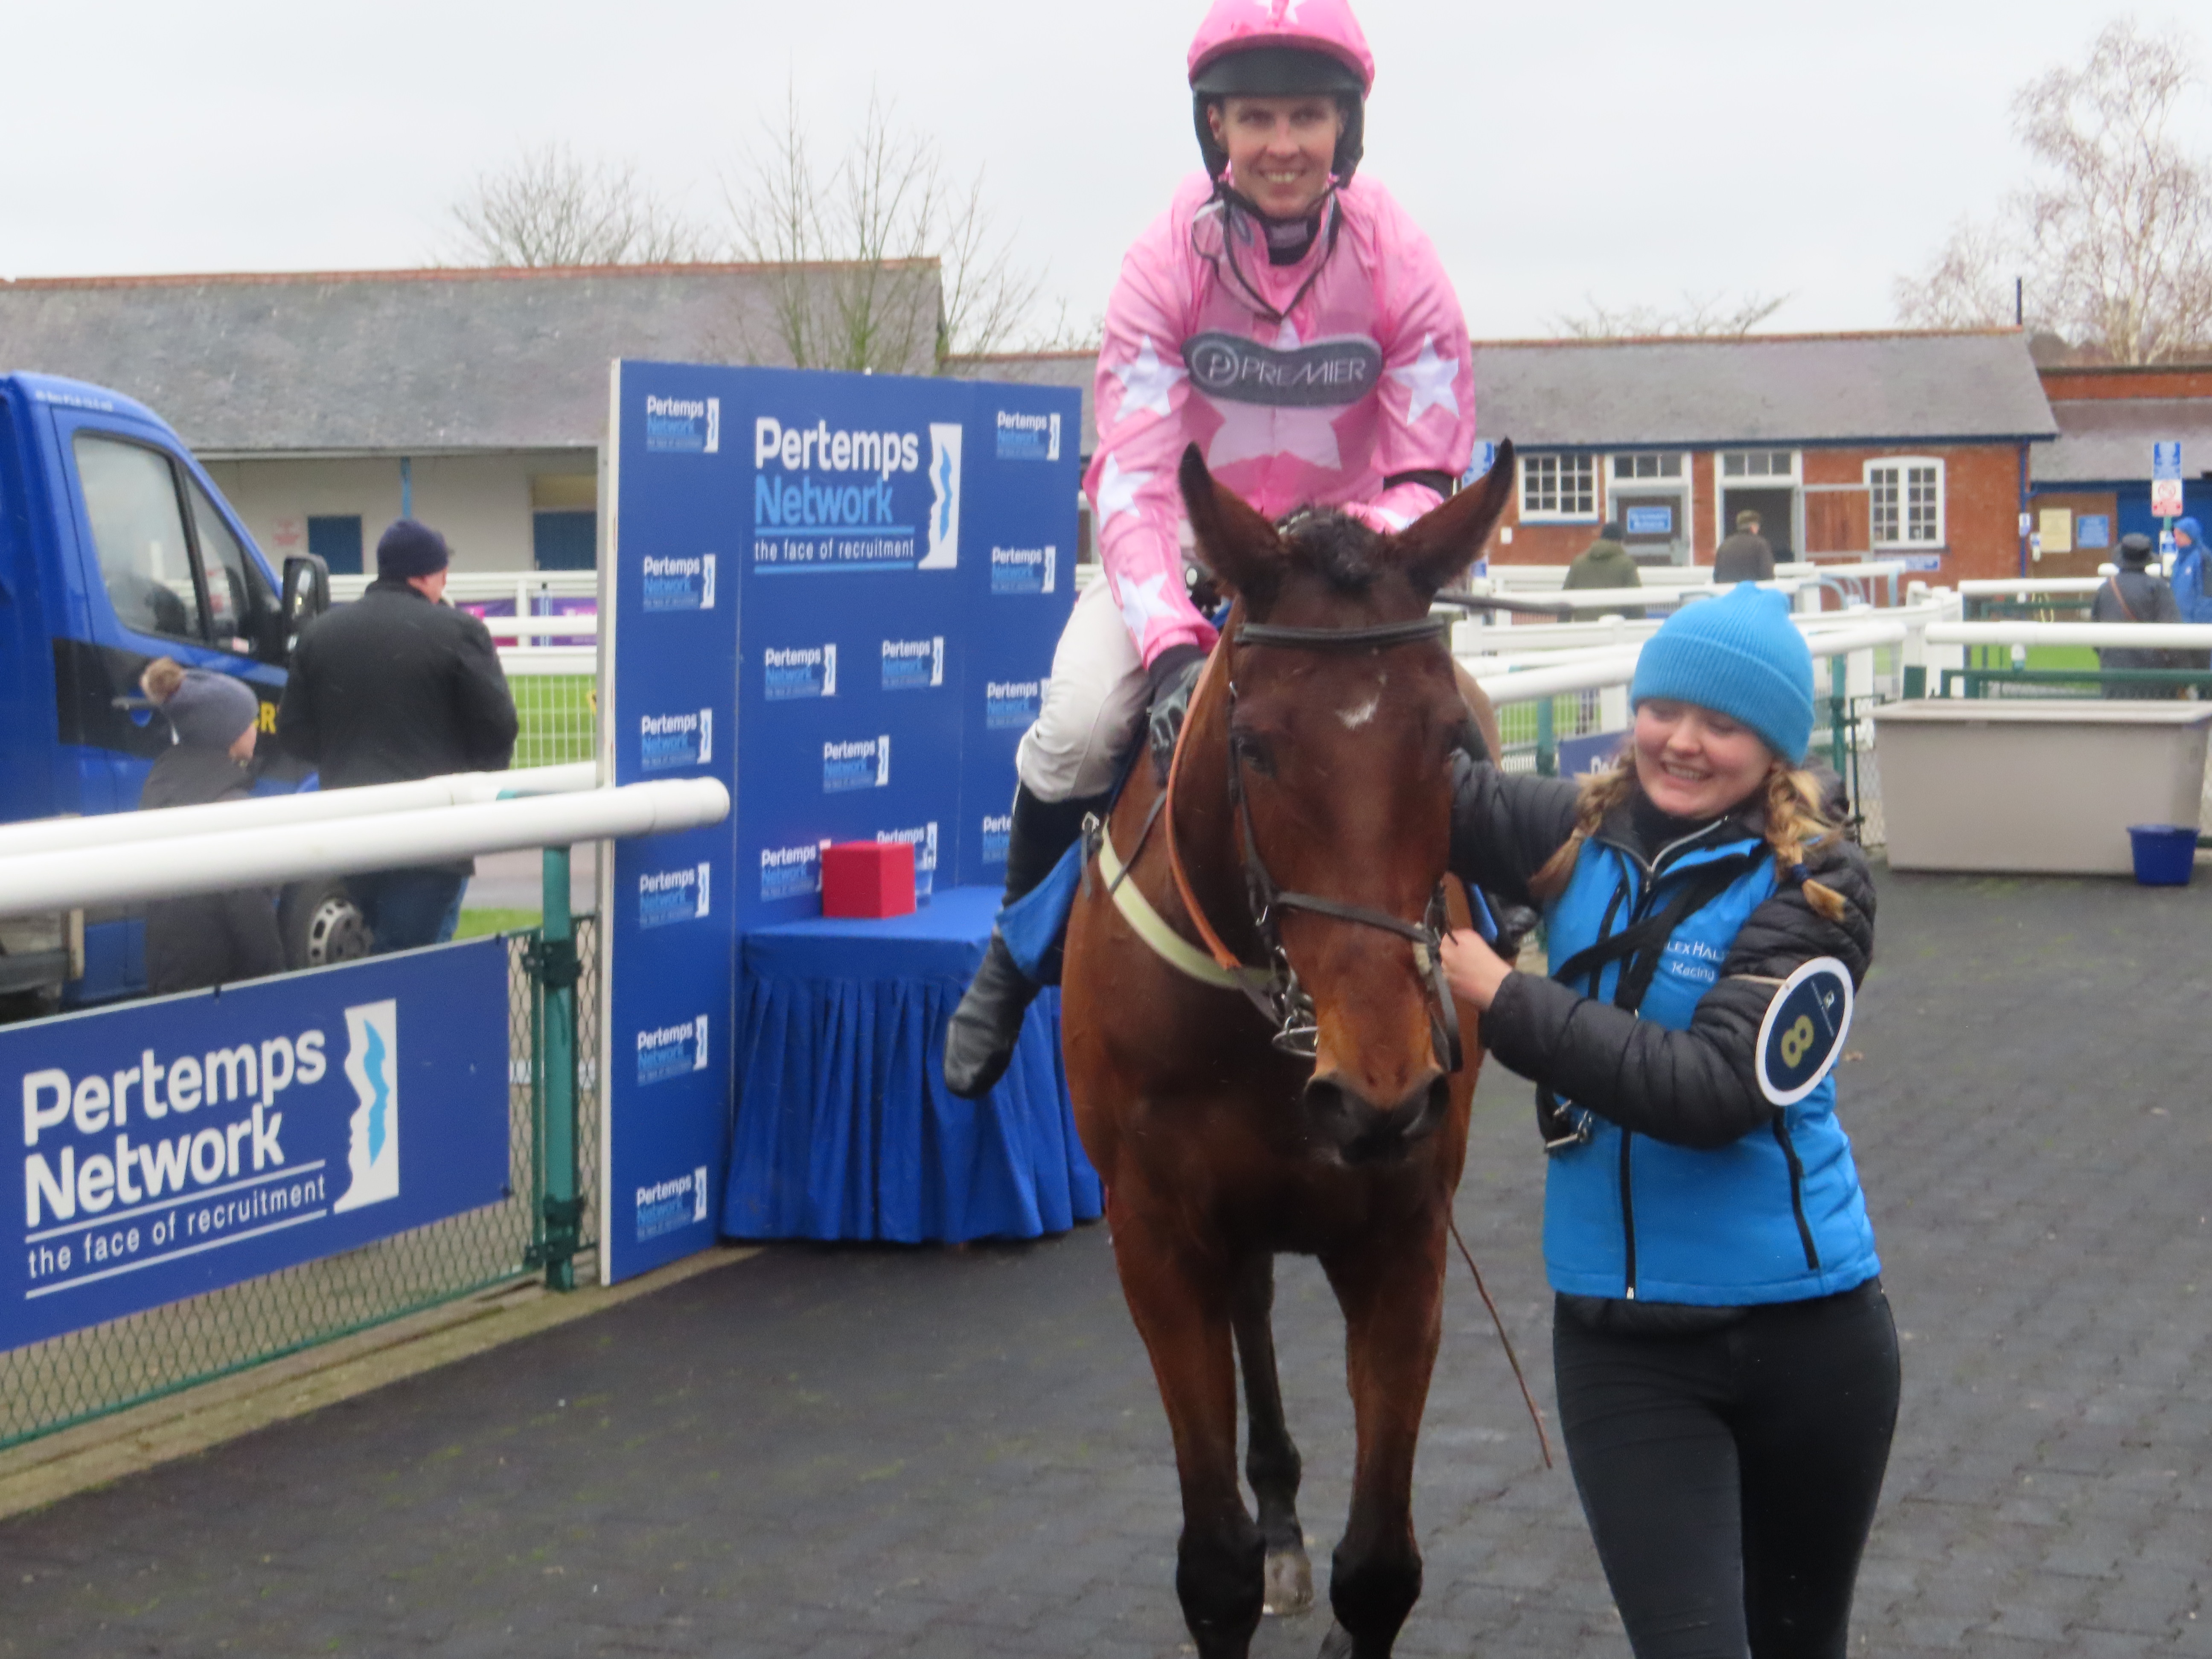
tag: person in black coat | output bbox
[1712,509,1776,584]
[138,659,286,995]
[2087,533,2184,699]
[277,520,518,952]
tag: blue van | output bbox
[0,373,349,1014]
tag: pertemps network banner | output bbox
[603,362,1077,1283]
[1,941,508,1352]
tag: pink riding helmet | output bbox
[1187,0,1377,185]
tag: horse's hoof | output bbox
[1317,1620,1355,1659]
[1262,1545,1313,1616]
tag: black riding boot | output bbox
[943,784,1104,1099]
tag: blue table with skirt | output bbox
[723,885,1103,1243]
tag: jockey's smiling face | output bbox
[1208,94,1343,219]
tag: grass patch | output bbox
[455,908,539,940]
[2025,645,2101,672]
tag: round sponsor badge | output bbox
[1753,957,1854,1106]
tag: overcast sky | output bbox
[2,1,2206,341]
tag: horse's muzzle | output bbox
[1303,1068,1450,1164]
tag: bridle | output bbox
[1158,611,1466,1076]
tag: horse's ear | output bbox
[1178,443,1282,605]
[1390,439,1517,599]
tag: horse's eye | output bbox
[1231,731,1275,777]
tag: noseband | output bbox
[1160,613,1466,1076]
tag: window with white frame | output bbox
[1865,457,1945,547]
[1721,450,1796,479]
[1610,453,1684,480]
[1520,453,1598,519]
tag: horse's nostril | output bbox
[1303,1070,1449,1162]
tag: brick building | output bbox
[2028,361,2212,576]
[1468,330,2057,584]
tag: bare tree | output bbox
[1894,216,2023,330]
[448,144,711,268]
[726,89,1054,372]
[1550,290,1790,340]
[1895,19,2212,361]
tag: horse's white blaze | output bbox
[1338,672,1386,730]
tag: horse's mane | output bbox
[1273,508,1388,599]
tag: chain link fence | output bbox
[0,919,598,1451]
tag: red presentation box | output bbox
[821,840,916,919]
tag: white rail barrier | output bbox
[329,572,598,606]
[0,764,597,862]
[498,646,597,677]
[1957,578,2110,599]
[1927,621,2212,651]
[0,778,726,922]
[481,614,598,642]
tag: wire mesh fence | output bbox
[0,918,599,1451]
[509,673,598,771]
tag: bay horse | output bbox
[1062,442,1518,1659]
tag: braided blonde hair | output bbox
[1528,754,1848,923]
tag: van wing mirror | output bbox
[281,554,331,643]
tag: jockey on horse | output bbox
[945,0,1479,1098]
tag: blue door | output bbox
[308,514,363,575]
[533,510,597,570]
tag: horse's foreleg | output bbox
[1114,1212,1265,1659]
[1317,1227,1449,1659]
[1231,1251,1313,1617]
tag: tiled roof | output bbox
[0,262,941,454]
[1470,329,2057,450]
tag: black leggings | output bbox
[1551,1281,1900,1659]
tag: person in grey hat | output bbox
[2088,532,2184,698]
[137,658,286,993]
[278,518,517,951]
[1712,508,1776,584]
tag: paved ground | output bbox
[466,844,598,915]
[2,864,2209,1658]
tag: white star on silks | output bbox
[1116,571,1185,643]
[1205,399,1343,470]
[1388,334,1461,423]
[1112,335,1187,420]
[1095,453,1152,528]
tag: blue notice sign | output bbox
[1624,505,1674,536]
[2154,442,2183,480]
[2,943,508,1353]
[2079,515,2111,549]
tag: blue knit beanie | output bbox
[377,518,450,580]
[1630,585,1814,763]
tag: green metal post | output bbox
[1536,696,1557,777]
[1829,656,1848,774]
[1903,664,1927,699]
[536,845,582,1290]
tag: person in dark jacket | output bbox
[1711,508,1776,584]
[1438,585,1893,1659]
[1563,521,1644,619]
[2087,532,2184,698]
[277,519,518,951]
[138,659,286,995]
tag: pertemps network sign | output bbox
[1,946,507,1352]
[748,415,961,576]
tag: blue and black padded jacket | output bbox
[1449,758,1881,1307]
